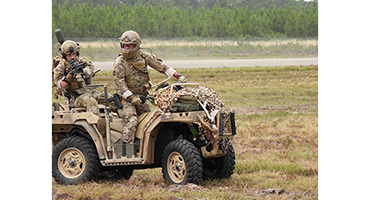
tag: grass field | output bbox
[52,65,318,199]
[52,38,318,61]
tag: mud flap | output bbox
[230,113,236,135]
[218,113,224,136]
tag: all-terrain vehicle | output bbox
[52,74,236,185]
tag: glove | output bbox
[130,95,142,106]
[64,73,80,90]
[178,75,188,83]
[65,73,75,83]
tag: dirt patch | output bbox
[52,189,73,200]
[168,183,206,193]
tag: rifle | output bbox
[60,58,87,90]
[107,93,123,109]
[140,95,155,104]
[67,58,86,76]
[107,94,155,109]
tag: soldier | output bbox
[113,30,188,156]
[53,40,102,115]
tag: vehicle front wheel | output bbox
[52,136,100,184]
[161,139,203,185]
[202,144,235,180]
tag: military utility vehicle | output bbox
[52,78,236,185]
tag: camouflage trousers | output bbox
[75,93,100,115]
[117,100,150,143]
[90,89,110,104]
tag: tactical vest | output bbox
[121,52,151,96]
[52,55,63,98]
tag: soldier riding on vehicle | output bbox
[53,40,104,115]
[112,30,188,157]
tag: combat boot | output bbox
[125,143,136,158]
[113,140,123,158]
[122,143,127,157]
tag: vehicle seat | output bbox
[135,108,163,140]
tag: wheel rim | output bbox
[58,147,86,179]
[167,152,186,184]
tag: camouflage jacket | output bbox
[113,49,172,98]
[53,56,95,95]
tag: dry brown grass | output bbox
[53,38,318,61]
[78,38,318,48]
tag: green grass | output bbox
[52,65,318,199]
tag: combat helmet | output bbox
[61,40,80,58]
[119,30,141,59]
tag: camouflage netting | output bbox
[154,85,232,114]
[154,85,234,136]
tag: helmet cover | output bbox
[61,40,80,55]
[119,30,141,59]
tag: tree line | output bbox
[52,1,318,38]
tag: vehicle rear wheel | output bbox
[52,136,100,184]
[161,139,203,185]
[202,144,235,180]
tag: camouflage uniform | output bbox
[113,49,176,143]
[114,30,187,144]
[53,56,101,115]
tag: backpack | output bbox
[52,55,63,99]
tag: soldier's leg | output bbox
[116,102,138,157]
[117,102,137,144]
[90,89,112,105]
[75,93,99,115]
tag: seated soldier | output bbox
[53,40,104,115]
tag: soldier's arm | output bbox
[113,59,133,99]
[53,62,68,89]
[144,51,187,81]
[80,58,95,77]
